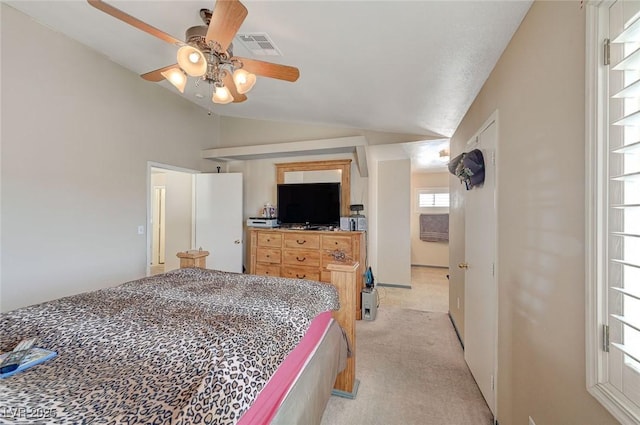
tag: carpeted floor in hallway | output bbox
[321,267,493,425]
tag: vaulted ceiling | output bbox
[6,1,532,141]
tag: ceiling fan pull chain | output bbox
[207,83,213,116]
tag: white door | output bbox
[195,173,243,273]
[463,119,497,414]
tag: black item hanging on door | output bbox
[448,148,485,190]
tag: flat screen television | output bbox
[277,183,341,227]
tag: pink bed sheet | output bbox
[237,310,334,425]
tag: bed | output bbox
[0,265,357,424]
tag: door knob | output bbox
[458,262,469,269]
[234,240,241,244]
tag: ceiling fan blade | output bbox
[223,72,248,103]
[141,64,180,82]
[236,57,300,82]
[87,0,182,46]
[206,0,248,52]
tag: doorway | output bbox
[408,140,451,313]
[148,164,197,276]
[147,163,245,276]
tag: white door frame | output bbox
[151,186,166,265]
[146,161,200,276]
[464,110,499,420]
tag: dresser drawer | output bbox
[256,247,281,264]
[281,266,320,281]
[257,233,282,247]
[255,263,281,277]
[282,249,321,267]
[283,233,320,249]
[321,235,353,253]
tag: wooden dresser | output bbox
[248,228,366,320]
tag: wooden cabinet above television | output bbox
[275,159,351,217]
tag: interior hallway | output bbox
[378,266,449,313]
[322,266,494,424]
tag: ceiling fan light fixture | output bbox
[438,149,450,162]
[177,45,207,77]
[232,69,256,94]
[212,85,234,104]
[161,68,187,93]
[93,0,300,106]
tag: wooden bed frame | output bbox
[327,262,358,397]
[177,250,359,397]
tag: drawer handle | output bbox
[266,255,270,258]
[296,274,306,279]
[296,239,306,245]
[296,256,306,262]
[335,242,338,245]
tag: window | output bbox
[417,188,450,208]
[587,1,640,423]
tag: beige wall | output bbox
[411,172,449,268]
[0,5,219,312]
[449,2,617,424]
[376,159,411,286]
[219,116,432,148]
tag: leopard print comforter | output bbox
[0,268,339,424]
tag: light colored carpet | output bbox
[378,267,449,313]
[321,307,493,425]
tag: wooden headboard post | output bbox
[176,250,210,269]
[328,262,359,398]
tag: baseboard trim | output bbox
[448,312,464,349]
[376,283,412,289]
[411,264,449,269]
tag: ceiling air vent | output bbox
[235,33,282,56]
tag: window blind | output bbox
[418,192,449,208]
[608,0,640,405]
[586,1,640,421]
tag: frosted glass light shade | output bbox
[161,68,187,93]
[212,85,234,104]
[232,69,256,94]
[177,45,207,77]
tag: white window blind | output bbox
[417,188,450,208]
[608,0,640,409]
[587,1,640,423]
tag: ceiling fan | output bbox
[87,0,299,104]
